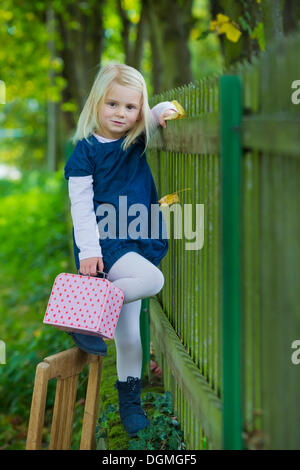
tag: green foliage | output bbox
[0,1,65,170]
[251,22,265,51]
[191,0,224,76]
[128,392,185,450]
[0,169,87,449]
[0,101,48,170]
[97,389,186,451]
[0,0,225,173]
[97,404,119,436]
[0,170,70,307]
[0,326,72,417]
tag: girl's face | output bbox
[97,83,142,139]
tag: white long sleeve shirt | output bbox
[68,101,177,261]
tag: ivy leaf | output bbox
[238,15,252,34]
[251,22,265,51]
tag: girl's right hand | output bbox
[79,257,104,276]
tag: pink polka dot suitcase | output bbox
[43,271,124,340]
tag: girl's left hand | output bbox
[158,109,177,128]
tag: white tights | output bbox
[107,251,164,382]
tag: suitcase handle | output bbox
[77,269,108,279]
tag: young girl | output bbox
[64,63,177,437]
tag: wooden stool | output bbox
[26,347,103,450]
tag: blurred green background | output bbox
[0,0,298,450]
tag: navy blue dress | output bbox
[64,134,168,273]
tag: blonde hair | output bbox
[72,63,156,151]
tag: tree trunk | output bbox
[143,0,164,93]
[117,0,132,65]
[133,1,147,71]
[144,0,194,93]
[55,0,105,136]
[117,0,147,71]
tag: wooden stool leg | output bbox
[26,348,102,450]
[49,374,79,449]
[80,357,103,450]
[26,362,50,450]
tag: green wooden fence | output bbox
[147,29,300,450]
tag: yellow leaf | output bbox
[210,20,217,31]
[164,100,186,121]
[210,13,230,31]
[159,193,180,206]
[216,13,231,24]
[158,188,191,206]
[209,13,241,43]
[220,22,242,42]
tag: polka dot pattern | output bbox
[43,272,124,339]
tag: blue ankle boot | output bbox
[114,376,150,437]
[68,332,107,356]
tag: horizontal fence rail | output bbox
[148,113,219,155]
[148,29,300,450]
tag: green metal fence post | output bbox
[220,75,243,450]
[140,297,150,380]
